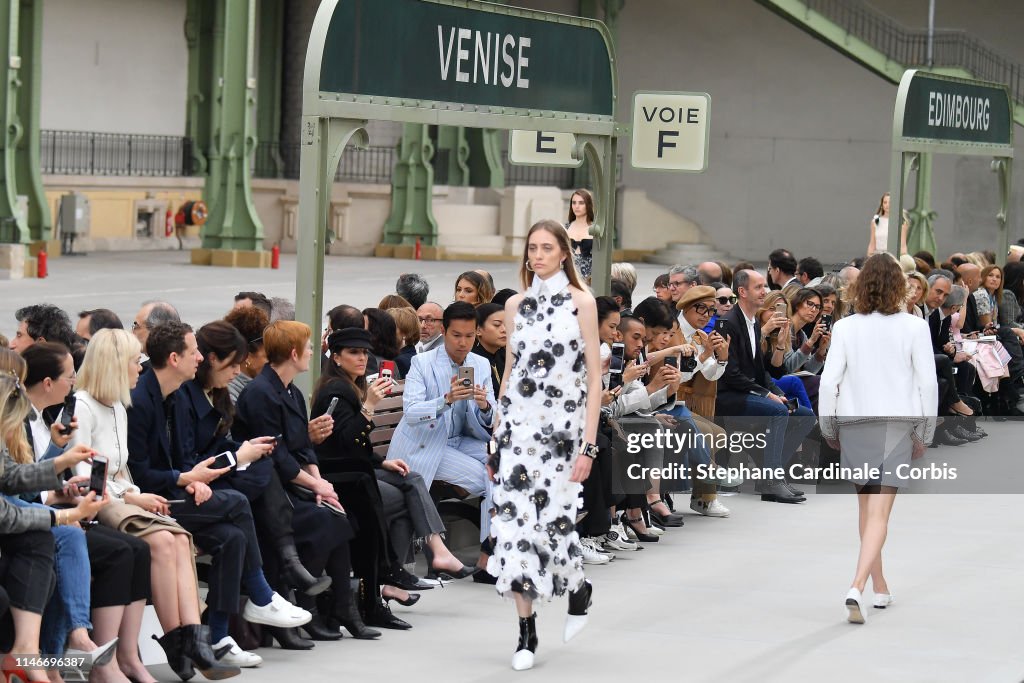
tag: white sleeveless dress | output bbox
[487,270,587,601]
[873,215,889,252]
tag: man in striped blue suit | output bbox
[386,302,496,552]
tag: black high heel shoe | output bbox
[384,590,421,607]
[646,500,685,528]
[423,545,476,580]
[260,626,314,650]
[621,513,658,543]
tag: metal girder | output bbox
[382,123,439,245]
[186,0,264,251]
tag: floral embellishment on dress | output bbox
[519,297,538,318]
[528,350,556,378]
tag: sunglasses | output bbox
[693,304,716,316]
[716,296,738,305]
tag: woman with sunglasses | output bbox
[704,284,736,334]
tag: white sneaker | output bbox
[579,537,611,564]
[690,498,731,517]
[213,636,262,668]
[242,592,312,627]
[601,524,639,551]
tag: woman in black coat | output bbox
[232,321,406,636]
[311,328,474,581]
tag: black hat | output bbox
[327,328,374,353]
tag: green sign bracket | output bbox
[889,69,1014,262]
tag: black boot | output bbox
[296,594,342,641]
[179,624,240,680]
[364,595,412,630]
[511,613,538,670]
[260,625,315,650]
[336,579,381,640]
[153,627,195,682]
[564,580,593,642]
[278,540,332,596]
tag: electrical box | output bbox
[59,193,90,236]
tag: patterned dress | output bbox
[487,270,587,601]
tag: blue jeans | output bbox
[4,496,91,655]
[740,395,816,471]
[773,375,812,411]
[659,404,712,467]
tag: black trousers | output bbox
[0,530,55,614]
[169,488,262,614]
[321,462,392,592]
[577,433,613,538]
[236,468,294,544]
[934,354,959,412]
[86,525,151,607]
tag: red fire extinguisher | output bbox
[414,236,422,260]
[37,249,47,279]
[271,243,280,270]
[165,207,174,237]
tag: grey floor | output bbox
[4,253,1023,682]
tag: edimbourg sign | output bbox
[901,71,1012,147]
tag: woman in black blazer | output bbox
[233,321,405,636]
[311,329,474,582]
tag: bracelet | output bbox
[579,442,599,459]
[49,509,56,527]
[774,346,786,352]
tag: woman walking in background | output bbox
[819,253,936,624]
[566,189,595,283]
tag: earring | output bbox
[525,260,534,272]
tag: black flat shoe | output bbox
[472,569,498,584]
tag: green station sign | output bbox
[900,71,1012,148]
[318,0,614,118]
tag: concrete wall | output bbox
[40,0,188,136]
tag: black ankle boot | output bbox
[179,624,240,680]
[153,627,195,681]
[365,595,412,630]
[296,594,342,641]
[517,613,538,653]
[278,541,333,596]
[564,580,593,642]
[261,625,315,650]
[336,579,381,640]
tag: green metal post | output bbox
[15,0,47,243]
[255,0,284,178]
[992,157,1013,266]
[382,123,438,245]
[907,152,936,256]
[433,125,469,186]
[186,0,264,252]
[577,133,617,295]
[465,127,505,188]
[0,0,26,244]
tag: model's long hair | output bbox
[852,253,906,315]
[875,191,890,217]
[519,219,586,292]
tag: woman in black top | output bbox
[472,303,506,396]
[311,329,474,583]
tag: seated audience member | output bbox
[667,265,699,304]
[906,272,929,317]
[132,301,180,366]
[311,328,474,582]
[797,257,824,286]
[838,265,860,291]
[378,294,413,311]
[66,331,243,677]
[363,308,402,378]
[327,304,377,375]
[223,306,271,403]
[453,271,494,306]
[611,262,638,296]
[385,302,495,575]
[472,303,506,396]
[491,289,517,307]
[914,257,933,275]
[387,306,420,377]
[0,370,107,683]
[231,321,394,638]
[0,333,7,348]
[784,288,830,374]
[11,304,76,354]
[712,283,736,328]
[716,270,815,504]
[653,273,672,303]
[914,250,937,269]
[956,263,984,332]
[414,302,445,354]
[269,297,294,323]
[755,293,811,411]
[716,261,734,288]
[395,273,430,310]
[76,309,123,342]
[610,279,633,314]
[1001,262,1024,337]
[474,269,495,295]
[233,292,272,318]
[126,321,313,663]
[768,249,799,290]
[732,261,756,276]
[697,261,723,286]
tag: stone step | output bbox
[437,233,506,255]
[644,243,732,266]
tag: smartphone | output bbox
[59,394,77,435]
[319,499,346,516]
[664,355,678,369]
[608,342,625,390]
[323,396,339,417]
[774,300,788,317]
[380,360,396,394]
[785,398,798,412]
[209,451,236,470]
[89,456,108,497]
[714,318,729,337]
[821,313,833,331]
[458,365,474,388]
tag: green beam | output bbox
[255,0,283,178]
[433,124,470,186]
[186,0,264,251]
[382,123,438,245]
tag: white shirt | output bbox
[27,407,50,462]
[741,308,757,359]
[678,316,726,382]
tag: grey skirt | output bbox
[838,421,914,488]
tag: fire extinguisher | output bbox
[165,207,174,237]
[414,236,422,260]
[37,249,47,279]
[271,243,280,270]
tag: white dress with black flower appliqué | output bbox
[487,271,587,601]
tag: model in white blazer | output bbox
[386,345,496,540]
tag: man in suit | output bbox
[387,302,496,569]
[127,321,310,661]
[715,269,815,504]
[414,302,445,354]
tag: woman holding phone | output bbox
[488,219,603,670]
[68,329,241,679]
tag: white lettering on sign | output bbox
[926,91,991,131]
[437,25,530,89]
[631,91,710,172]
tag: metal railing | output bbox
[803,0,1023,105]
[253,141,395,183]
[41,130,194,176]
[503,154,624,190]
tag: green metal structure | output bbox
[298,0,618,392]
[0,0,49,246]
[185,0,264,251]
